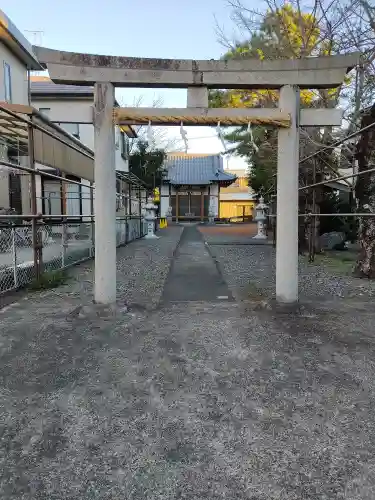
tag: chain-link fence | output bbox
[0,103,149,295]
[0,215,147,294]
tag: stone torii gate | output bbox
[33,46,358,305]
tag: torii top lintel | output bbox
[33,46,359,90]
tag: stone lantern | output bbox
[253,196,268,240]
[144,197,159,239]
[208,197,216,224]
[166,206,173,223]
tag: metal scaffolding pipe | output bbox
[268,213,375,217]
[0,214,145,219]
[0,103,94,160]
[0,158,94,189]
[300,118,375,165]
[0,159,146,193]
[299,164,375,191]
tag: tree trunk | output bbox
[353,104,375,278]
[312,203,321,254]
[353,213,375,278]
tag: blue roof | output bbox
[164,154,236,185]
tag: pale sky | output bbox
[2,0,249,170]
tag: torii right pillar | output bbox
[276,85,300,304]
[32,46,359,305]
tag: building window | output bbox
[39,108,51,118]
[58,122,80,140]
[4,62,12,103]
[120,131,129,159]
[65,174,82,217]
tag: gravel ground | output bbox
[209,244,375,302]
[2,226,375,498]
[114,226,183,309]
[0,226,183,315]
[1,298,375,499]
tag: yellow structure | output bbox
[159,217,168,229]
[219,169,256,220]
[153,187,160,202]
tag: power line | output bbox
[270,117,375,193]
[300,118,375,165]
[299,117,375,191]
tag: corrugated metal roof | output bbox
[30,80,94,96]
[164,154,236,185]
[167,152,215,158]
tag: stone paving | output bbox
[162,225,233,304]
[199,222,273,245]
[1,225,375,499]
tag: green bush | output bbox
[28,269,69,290]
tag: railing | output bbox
[0,215,147,294]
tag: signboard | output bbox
[177,189,201,196]
[153,187,160,202]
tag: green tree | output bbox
[129,140,166,189]
[224,126,277,199]
[210,2,349,251]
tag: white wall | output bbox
[161,184,220,218]
[0,43,29,208]
[32,99,93,124]
[160,184,170,217]
[115,126,129,172]
[0,43,29,105]
[210,184,219,217]
[31,98,129,172]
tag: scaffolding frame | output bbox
[0,104,147,292]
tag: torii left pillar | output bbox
[276,85,299,304]
[94,82,116,304]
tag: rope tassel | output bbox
[248,122,259,153]
[180,122,188,153]
[147,121,155,149]
[216,121,227,153]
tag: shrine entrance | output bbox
[172,190,207,222]
[34,45,358,305]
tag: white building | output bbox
[0,8,43,211]
[30,76,138,217]
[0,10,143,222]
[30,76,135,170]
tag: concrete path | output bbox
[162,225,232,303]
[1,225,375,499]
